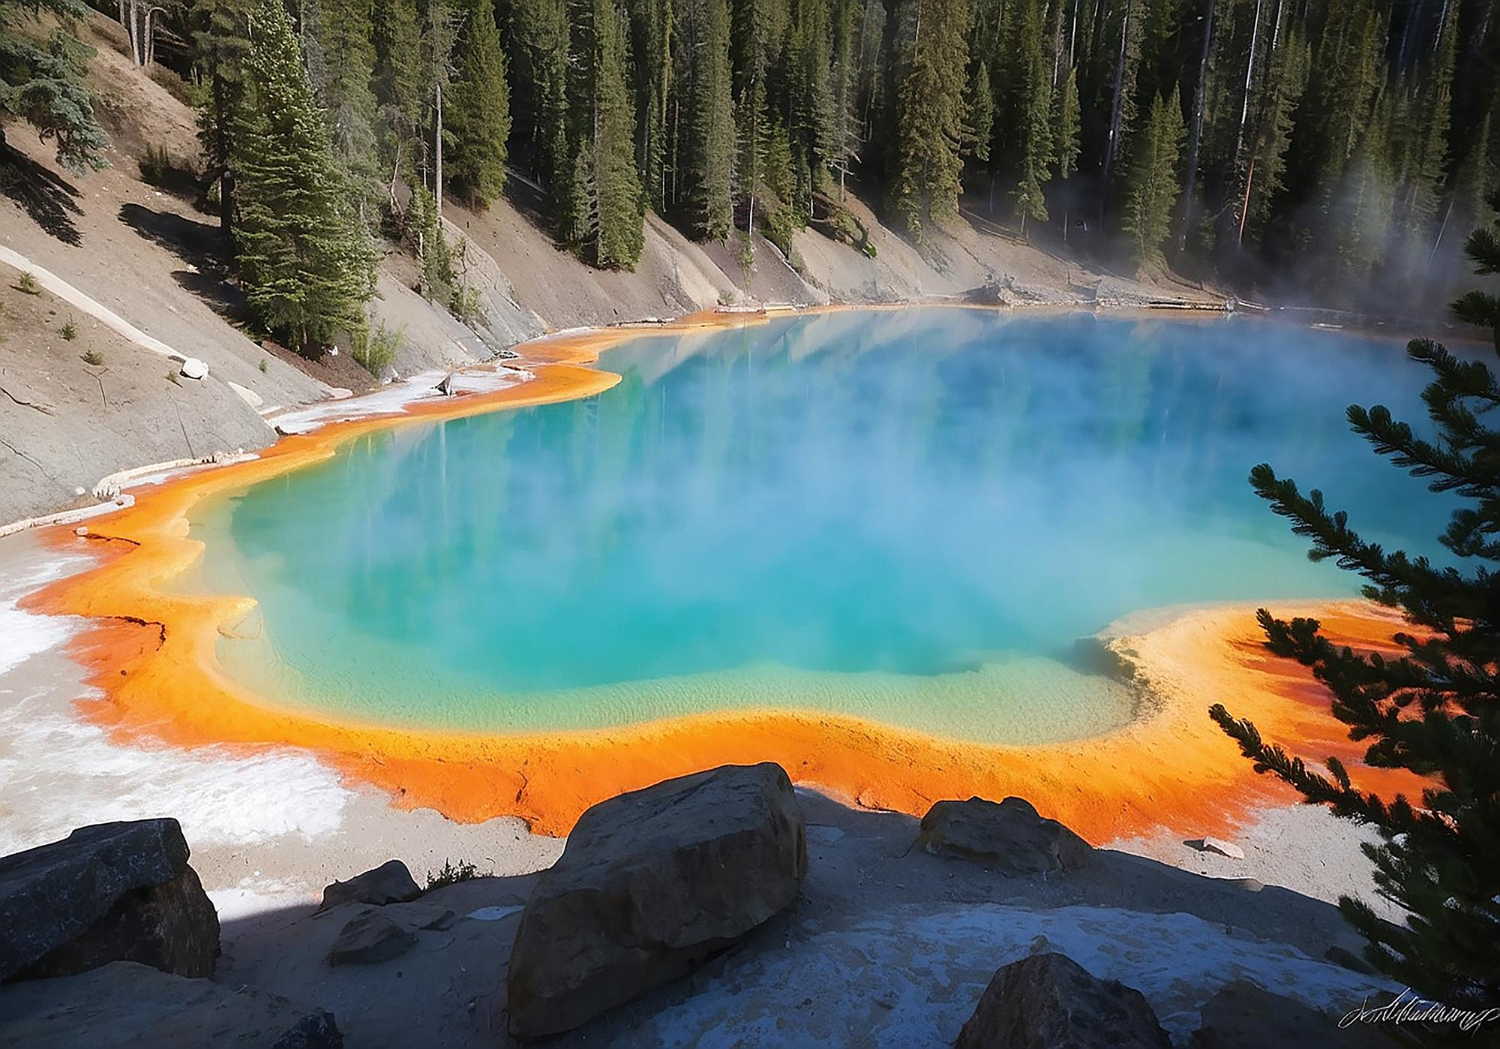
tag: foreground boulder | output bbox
[916,797,1092,874]
[0,961,341,1047]
[956,952,1172,1049]
[317,860,421,913]
[1191,980,1375,1048]
[0,819,219,982]
[507,762,807,1039]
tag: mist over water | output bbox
[192,309,1448,740]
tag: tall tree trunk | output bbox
[1396,0,1427,74]
[1176,0,1214,253]
[1235,0,1263,160]
[1101,0,1132,190]
[435,81,444,219]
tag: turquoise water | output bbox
[192,309,1446,742]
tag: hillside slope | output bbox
[1,13,1218,527]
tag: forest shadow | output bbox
[0,143,83,246]
[117,203,249,322]
[501,172,557,243]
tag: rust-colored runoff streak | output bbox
[24,313,1428,841]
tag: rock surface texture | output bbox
[326,911,419,967]
[0,961,343,1047]
[506,762,808,1039]
[317,860,421,912]
[916,797,1093,874]
[955,952,1173,1049]
[1190,980,1378,1048]
[0,818,219,981]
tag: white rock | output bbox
[1201,837,1245,860]
[75,526,88,537]
[227,380,263,408]
[180,357,209,380]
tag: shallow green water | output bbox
[191,309,1444,742]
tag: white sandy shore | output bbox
[0,525,1397,929]
[0,531,561,918]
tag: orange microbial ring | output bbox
[24,313,1428,841]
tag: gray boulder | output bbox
[956,952,1172,1049]
[1191,980,1378,1048]
[326,911,418,966]
[916,797,1092,874]
[507,762,808,1039]
[0,819,219,982]
[0,961,341,1047]
[317,860,421,912]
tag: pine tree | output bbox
[0,0,108,173]
[1099,0,1143,190]
[511,0,570,207]
[1211,208,1500,1009]
[421,0,461,213]
[372,0,423,178]
[1121,85,1185,268]
[310,0,382,219]
[965,58,994,166]
[683,0,735,237]
[626,0,672,210]
[735,72,770,236]
[1452,188,1500,347]
[568,0,645,266]
[1396,9,1455,263]
[1011,0,1052,234]
[786,0,834,205]
[1334,92,1395,283]
[827,0,860,198]
[1053,62,1081,179]
[1291,0,1381,236]
[404,181,455,301]
[233,0,377,355]
[890,0,968,238]
[1448,111,1497,259]
[1238,23,1308,245]
[193,0,254,237]
[446,0,511,205]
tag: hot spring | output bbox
[186,309,1443,743]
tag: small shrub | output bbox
[735,234,755,273]
[166,367,180,385]
[16,271,39,294]
[139,143,172,186]
[449,284,482,325]
[861,242,878,259]
[258,358,268,373]
[148,64,195,107]
[355,323,403,377]
[425,859,486,890]
[61,320,78,341]
[80,348,104,365]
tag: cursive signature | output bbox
[1341,989,1500,1033]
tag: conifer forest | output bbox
[8,0,1498,352]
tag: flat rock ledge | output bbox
[506,761,808,1040]
[0,961,342,1048]
[956,951,1173,1049]
[916,796,1093,874]
[0,819,219,982]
